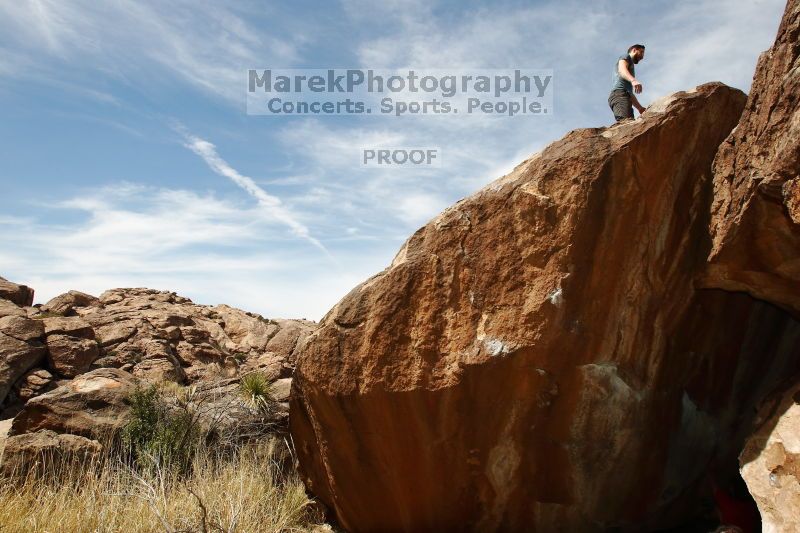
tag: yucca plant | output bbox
[239,373,277,415]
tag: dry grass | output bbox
[0,441,327,533]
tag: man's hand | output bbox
[632,79,643,94]
[631,93,645,115]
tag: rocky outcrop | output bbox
[14,368,55,402]
[290,82,800,532]
[701,0,800,314]
[0,282,315,412]
[76,287,314,384]
[0,278,316,476]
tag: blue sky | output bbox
[0,0,787,320]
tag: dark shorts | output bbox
[608,89,633,122]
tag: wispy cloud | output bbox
[0,0,307,102]
[181,131,329,254]
[0,183,377,319]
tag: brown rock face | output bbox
[0,299,26,319]
[290,84,800,531]
[0,315,45,342]
[701,0,800,313]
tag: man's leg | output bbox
[608,90,634,122]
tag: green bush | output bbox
[121,385,201,474]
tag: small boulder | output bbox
[271,377,292,403]
[40,291,99,316]
[93,320,138,347]
[175,340,221,366]
[42,317,99,377]
[266,320,315,365]
[133,357,186,384]
[0,418,11,457]
[0,429,102,477]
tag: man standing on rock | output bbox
[608,44,646,122]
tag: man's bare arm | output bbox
[617,59,643,94]
[630,92,646,114]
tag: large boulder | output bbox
[290,84,800,532]
[10,368,137,439]
[45,335,99,378]
[701,0,800,314]
[42,316,95,339]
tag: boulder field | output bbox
[0,279,315,473]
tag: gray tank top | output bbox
[612,55,634,94]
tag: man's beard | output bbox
[632,57,640,64]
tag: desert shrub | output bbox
[121,385,202,474]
